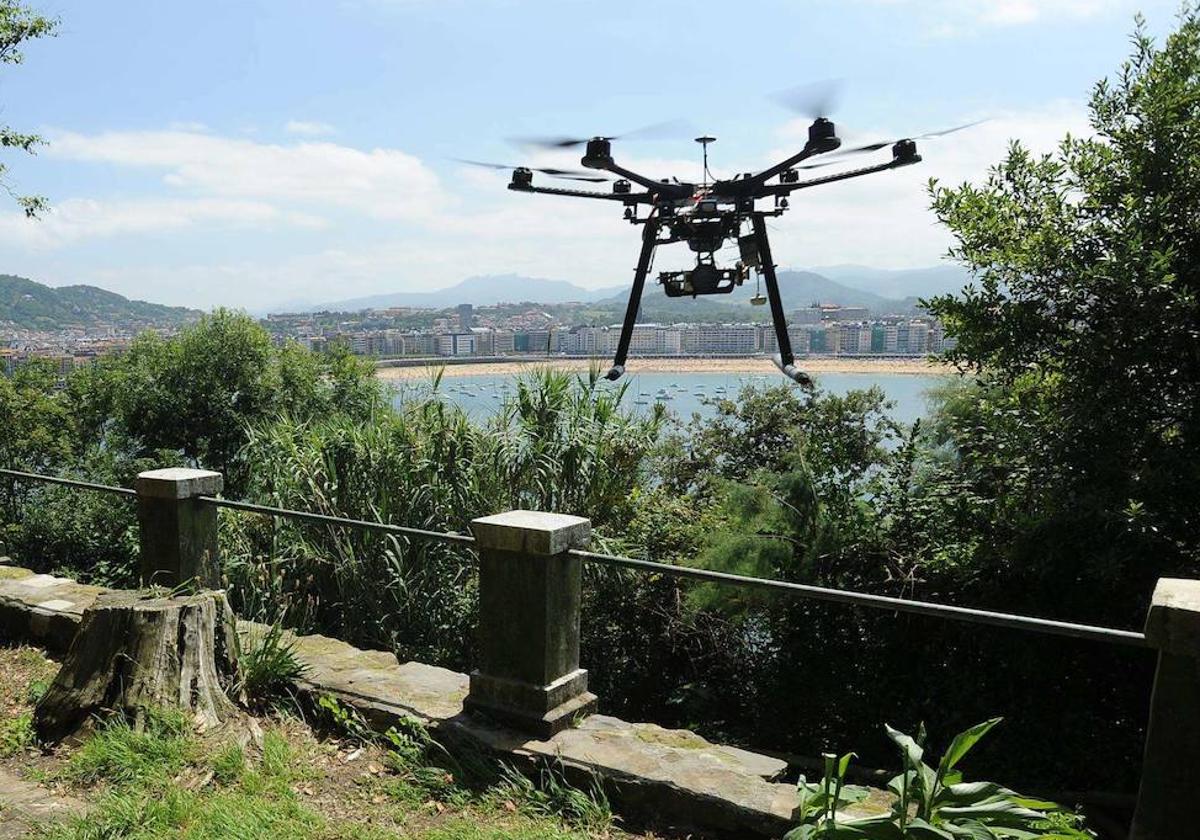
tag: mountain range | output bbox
[0,275,200,332]
[306,264,970,314]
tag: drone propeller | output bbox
[771,79,842,120]
[509,119,691,151]
[833,120,986,157]
[453,158,609,183]
[790,120,986,170]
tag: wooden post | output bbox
[135,468,223,589]
[464,510,598,738]
[1131,578,1200,840]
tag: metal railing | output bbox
[0,466,1149,648]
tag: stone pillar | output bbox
[135,468,223,590]
[465,510,598,738]
[1131,578,1200,840]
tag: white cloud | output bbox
[863,0,1128,34]
[764,100,1090,269]
[2,103,1092,309]
[284,120,336,136]
[0,197,324,249]
[45,129,444,221]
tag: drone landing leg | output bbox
[752,214,812,387]
[605,219,660,381]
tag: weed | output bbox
[0,712,35,757]
[238,622,308,710]
[490,761,613,832]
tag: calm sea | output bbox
[389,370,950,425]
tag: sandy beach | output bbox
[376,356,951,381]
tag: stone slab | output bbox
[0,769,87,838]
[471,510,591,555]
[1145,578,1200,656]
[134,468,223,499]
[0,565,107,652]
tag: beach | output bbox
[376,356,951,381]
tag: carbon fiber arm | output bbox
[508,183,655,203]
[764,156,920,196]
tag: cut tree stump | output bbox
[34,590,244,743]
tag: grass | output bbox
[237,622,309,710]
[0,645,652,840]
[0,644,58,758]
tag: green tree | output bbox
[927,10,1200,606]
[0,1,56,216]
[68,309,382,494]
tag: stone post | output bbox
[134,468,223,590]
[1131,578,1200,840]
[465,510,598,738]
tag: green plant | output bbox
[488,760,612,831]
[785,719,1093,839]
[237,622,308,710]
[791,752,870,835]
[0,711,35,756]
[315,694,375,744]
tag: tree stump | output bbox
[34,590,244,743]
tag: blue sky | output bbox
[0,0,1182,310]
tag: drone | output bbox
[461,89,978,385]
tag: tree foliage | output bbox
[0,1,56,216]
[926,10,1200,599]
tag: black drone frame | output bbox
[504,117,923,385]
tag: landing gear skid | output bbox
[605,211,812,387]
[605,214,660,382]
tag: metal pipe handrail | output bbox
[569,549,1150,648]
[198,496,477,546]
[0,466,1148,647]
[0,468,137,498]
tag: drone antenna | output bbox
[695,136,715,188]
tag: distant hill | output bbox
[596,269,922,315]
[0,275,200,332]
[808,264,971,300]
[313,274,624,312]
[299,266,954,317]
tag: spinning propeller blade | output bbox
[772,79,842,119]
[509,119,691,151]
[831,120,987,157]
[453,158,609,182]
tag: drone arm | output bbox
[509,182,654,203]
[766,155,921,196]
[749,144,836,189]
[598,160,687,197]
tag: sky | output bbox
[0,0,1184,311]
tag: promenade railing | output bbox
[0,465,1190,838]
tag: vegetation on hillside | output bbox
[0,274,201,331]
